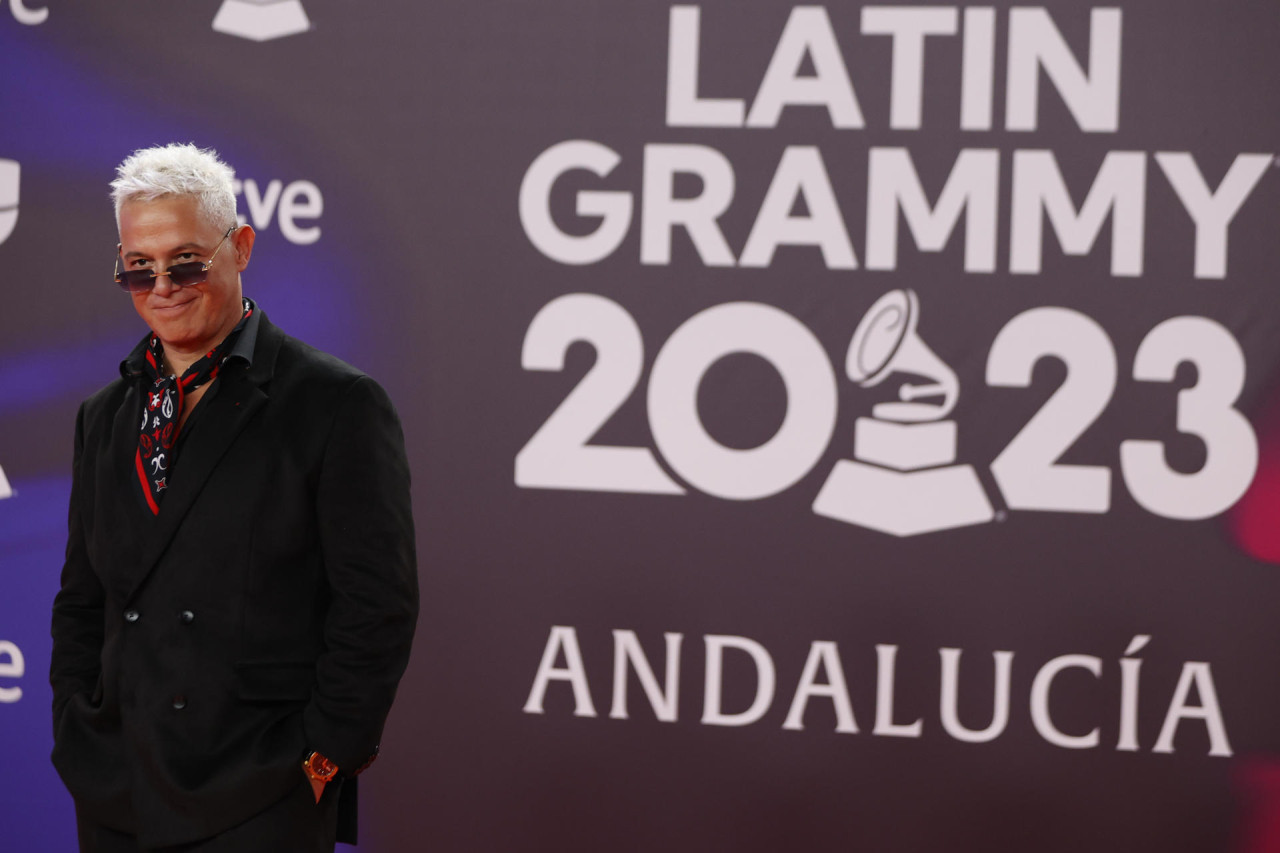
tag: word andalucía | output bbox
[524,628,1232,757]
[520,7,1270,279]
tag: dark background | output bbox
[2,2,1279,850]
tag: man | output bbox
[50,143,418,851]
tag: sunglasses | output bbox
[114,226,236,293]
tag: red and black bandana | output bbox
[134,300,253,514]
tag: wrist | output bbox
[302,750,339,784]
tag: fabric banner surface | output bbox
[2,2,1280,850]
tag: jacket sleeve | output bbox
[304,375,419,773]
[50,402,105,726]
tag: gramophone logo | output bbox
[813,289,994,536]
[0,464,12,500]
[212,0,310,42]
[0,160,19,246]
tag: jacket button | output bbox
[172,695,187,710]
[124,609,140,623]
[179,610,195,624]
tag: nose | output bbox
[150,272,179,297]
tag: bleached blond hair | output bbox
[110,143,237,231]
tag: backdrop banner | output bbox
[3,2,1280,850]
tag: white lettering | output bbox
[9,0,48,25]
[1153,662,1232,757]
[233,178,325,245]
[740,146,857,269]
[0,640,24,703]
[865,147,999,273]
[938,648,1013,743]
[666,7,745,127]
[610,630,682,722]
[1006,8,1122,132]
[783,641,858,733]
[1030,653,1101,749]
[960,8,996,131]
[276,180,323,245]
[861,6,958,130]
[240,178,283,231]
[1155,152,1272,280]
[1117,634,1150,751]
[523,626,597,717]
[702,634,776,727]
[519,140,633,265]
[1010,150,1146,276]
[746,7,863,129]
[523,628,1235,760]
[873,644,922,737]
[641,144,736,266]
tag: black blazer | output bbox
[50,312,418,848]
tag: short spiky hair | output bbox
[110,143,238,231]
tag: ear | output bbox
[232,224,256,271]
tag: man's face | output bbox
[118,195,252,357]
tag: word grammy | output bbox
[231,178,323,245]
[0,640,24,703]
[520,143,1269,279]
[524,628,1232,757]
[520,6,1272,278]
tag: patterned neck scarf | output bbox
[134,299,254,514]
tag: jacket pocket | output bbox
[235,660,316,702]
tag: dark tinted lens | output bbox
[116,270,157,293]
[165,261,209,287]
[114,262,209,292]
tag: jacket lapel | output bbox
[106,382,149,580]
[122,316,283,603]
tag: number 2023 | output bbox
[516,294,1257,523]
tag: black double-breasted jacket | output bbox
[50,309,419,848]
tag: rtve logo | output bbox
[232,178,323,245]
[0,641,24,703]
[213,0,310,42]
[5,0,47,25]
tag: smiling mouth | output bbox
[152,300,195,312]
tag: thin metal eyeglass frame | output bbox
[114,226,237,292]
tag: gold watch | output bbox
[302,750,339,783]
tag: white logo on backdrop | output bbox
[0,464,12,500]
[6,0,47,25]
[0,160,19,246]
[212,0,309,42]
[517,291,1258,537]
[231,178,323,245]
[0,640,24,703]
[813,289,993,536]
[514,6,1266,537]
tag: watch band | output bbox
[302,750,339,783]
